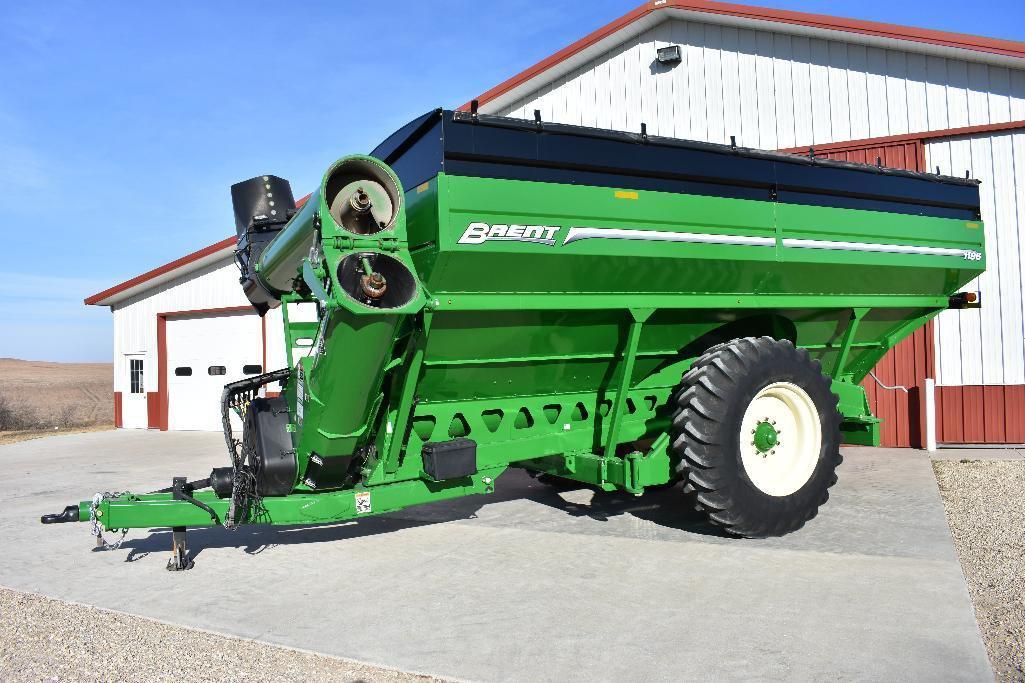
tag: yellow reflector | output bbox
[416,182,430,194]
[965,222,980,229]
[614,190,639,200]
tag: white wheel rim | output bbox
[739,382,822,497]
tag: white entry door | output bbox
[166,311,263,431]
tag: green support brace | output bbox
[603,308,653,457]
[384,311,432,474]
[833,307,869,379]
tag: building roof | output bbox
[84,194,313,307]
[84,236,238,307]
[464,0,1025,114]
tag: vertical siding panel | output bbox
[704,24,727,145]
[1009,131,1025,385]
[846,44,870,140]
[755,29,778,149]
[563,64,582,127]
[946,59,971,128]
[1011,69,1025,120]
[942,386,965,443]
[934,385,945,443]
[671,20,692,138]
[1005,386,1025,442]
[927,141,962,387]
[738,29,761,147]
[962,386,986,442]
[593,48,613,130]
[789,36,814,146]
[972,136,1005,385]
[865,47,890,137]
[808,39,832,144]
[609,44,629,132]
[991,133,1024,385]
[651,21,674,136]
[906,53,929,133]
[885,50,910,134]
[720,26,744,146]
[950,138,983,384]
[623,38,644,134]
[686,21,709,142]
[987,66,1012,123]
[967,62,992,126]
[925,56,950,131]
[772,34,795,149]
[893,331,911,446]
[827,41,852,142]
[983,386,1006,443]
[874,340,897,447]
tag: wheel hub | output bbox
[753,420,779,454]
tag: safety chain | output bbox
[90,492,129,550]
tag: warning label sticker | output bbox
[355,491,371,514]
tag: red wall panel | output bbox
[938,385,1025,444]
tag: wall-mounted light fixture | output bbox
[656,45,682,65]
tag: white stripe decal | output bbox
[781,238,965,257]
[561,227,972,259]
[563,227,775,247]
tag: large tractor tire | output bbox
[669,337,842,537]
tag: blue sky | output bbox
[1,0,1022,362]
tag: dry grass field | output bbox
[0,359,113,441]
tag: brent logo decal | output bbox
[458,222,561,246]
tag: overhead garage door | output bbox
[166,311,263,431]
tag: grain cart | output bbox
[43,108,984,569]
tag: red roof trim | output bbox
[463,0,1025,111]
[779,119,1025,154]
[85,193,313,307]
[84,236,237,306]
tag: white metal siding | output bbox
[111,258,252,429]
[497,18,1025,150]
[929,130,1025,386]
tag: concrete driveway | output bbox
[1,430,991,681]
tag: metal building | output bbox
[86,238,295,431]
[469,0,1025,447]
[89,0,1025,443]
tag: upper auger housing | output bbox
[231,174,297,314]
[233,155,425,316]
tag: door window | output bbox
[129,358,144,394]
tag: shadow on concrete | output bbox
[113,469,726,564]
[526,477,727,537]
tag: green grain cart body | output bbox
[45,109,984,555]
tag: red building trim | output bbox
[155,306,257,431]
[113,391,123,428]
[86,194,312,307]
[85,237,237,306]
[463,1,1025,111]
[146,392,160,430]
[779,120,1025,156]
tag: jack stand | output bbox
[166,526,194,571]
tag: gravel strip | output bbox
[0,586,441,683]
[934,459,1025,682]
